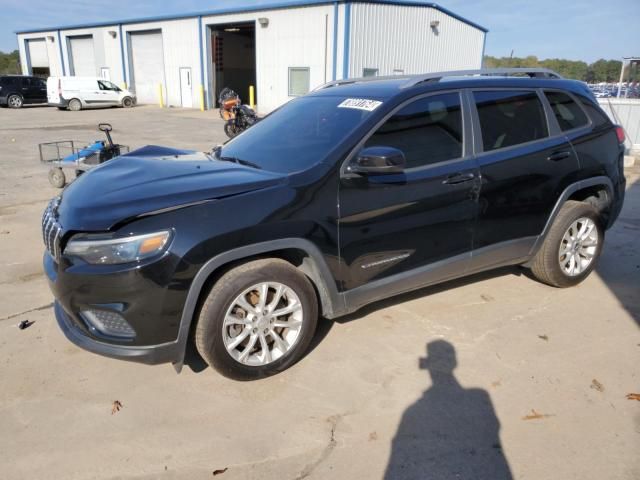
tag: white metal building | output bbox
[16,0,487,112]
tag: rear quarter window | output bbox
[575,94,612,128]
[544,91,589,131]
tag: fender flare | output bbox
[173,238,344,371]
[526,176,614,261]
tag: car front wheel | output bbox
[195,259,318,380]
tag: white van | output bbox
[47,77,136,111]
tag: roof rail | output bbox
[314,68,564,91]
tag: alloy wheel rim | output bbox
[558,217,598,276]
[9,96,21,107]
[223,282,304,366]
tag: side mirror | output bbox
[348,146,406,175]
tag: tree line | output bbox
[484,55,638,83]
[0,50,21,74]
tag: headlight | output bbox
[64,230,171,265]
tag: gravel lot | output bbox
[0,105,638,480]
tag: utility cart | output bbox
[39,123,129,188]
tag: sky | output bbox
[0,0,638,62]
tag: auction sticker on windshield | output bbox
[338,98,383,111]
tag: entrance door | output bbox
[339,92,479,307]
[179,67,193,108]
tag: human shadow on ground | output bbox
[385,340,513,480]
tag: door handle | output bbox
[547,151,571,162]
[443,172,476,185]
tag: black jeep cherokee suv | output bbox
[43,69,626,380]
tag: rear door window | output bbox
[365,92,464,168]
[544,91,589,131]
[473,90,548,152]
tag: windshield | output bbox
[219,96,380,173]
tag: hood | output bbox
[58,145,287,231]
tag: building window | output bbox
[289,67,310,96]
[363,68,378,77]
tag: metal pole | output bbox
[617,59,626,98]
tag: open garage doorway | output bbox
[209,22,256,108]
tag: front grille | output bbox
[42,198,62,260]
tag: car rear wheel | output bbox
[68,99,82,111]
[122,97,134,108]
[529,200,603,287]
[195,259,318,380]
[48,168,66,188]
[8,94,23,108]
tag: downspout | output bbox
[118,24,127,88]
[56,30,66,75]
[342,2,351,79]
[198,16,206,110]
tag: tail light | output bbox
[615,125,625,144]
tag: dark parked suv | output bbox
[43,68,626,379]
[0,75,47,108]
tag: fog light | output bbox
[80,310,136,339]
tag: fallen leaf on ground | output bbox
[626,393,640,401]
[369,431,378,441]
[491,380,501,388]
[522,409,554,420]
[213,468,228,476]
[590,379,604,392]
[111,400,123,415]
[481,294,494,302]
[537,334,549,341]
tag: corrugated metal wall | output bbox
[123,18,201,107]
[348,3,484,78]
[201,4,334,113]
[599,98,640,150]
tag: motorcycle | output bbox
[218,88,258,138]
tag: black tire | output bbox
[48,168,66,188]
[224,120,238,138]
[68,98,82,111]
[122,96,134,108]
[7,94,23,109]
[529,200,604,287]
[195,259,318,380]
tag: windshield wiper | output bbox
[211,146,261,169]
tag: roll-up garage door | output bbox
[129,30,165,104]
[69,36,96,76]
[27,39,49,68]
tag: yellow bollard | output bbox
[249,85,255,109]
[199,84,205,111]
[158,83,164,108]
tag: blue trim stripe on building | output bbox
[342,2,351,79]
[198,16,206,108]
[23,39,32,75]
[56,30,66,75]
[118,24,126,85]
[332,2,338,81]
[14,1,487,35]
